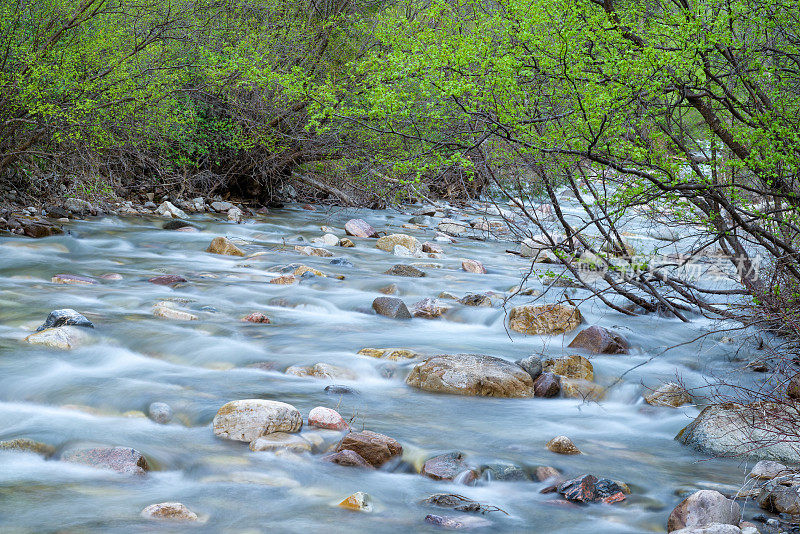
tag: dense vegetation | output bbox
[2,0,799,336]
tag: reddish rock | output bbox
[148,274,187,285]
[345,219,379,238]
[335,430,402,467]
[668,490,741,531]
[461,259,486,274]
[533,372,561,397]
[308,406,348,430]
[535,466,561,481]
[302,204,316,211]
[422,452,477,483]
[557,474,626,504]
[321,450,373,468]
[568,325,629,354]
[422,242,443,254]
[242,312,270,324]
[61,446,149,475]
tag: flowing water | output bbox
[0,199,764,533]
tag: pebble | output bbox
[148,402,173,424]
[546,435,581,455]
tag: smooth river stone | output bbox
[406,354,534,398]
[25,326,89,350]
[567,325,629,354]
[36,309,93,331]
[206,236,245,256]
[308,407,348,430]
[335,430,402,467]
[141,502,198,521]
[212,400,302,442]
[372,297,412,319]
[61,446,149,475]
[376,234,420,253]
[51,274,97,285]
[344,218,378,238]
[508,304,582,335]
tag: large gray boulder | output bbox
[406,354,534,398]
[212,400,302,442]
[676,403,800,462]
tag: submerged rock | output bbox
[61,446,149,475]
[667,490,741,531]
[406,354,534,398]
[459,294,492,307]
[508,304,582,335]
[141,502,198,521]
[52,274,97,285]
[36,309,94,332]
[385,264,425,277]
[206,236,245,256]
[425,514,492,529]
[568,325,629,354]
[152,302,197,321]
[148,402,173,424]
[249,432,312,453]
[295,245,333,257]
[212,399,303,442]
[372,297,412,319]
[338,491,373,512]
[0,438,56,457]
[542,355,593,381]
[285,363,356,380]
[335,430,402,468]
[357,347,419,360]
[322,449,373,468]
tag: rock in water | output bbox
[508,304,583,335]
[212,399,302,442]
[25,326,89,350]
[372,297,412,319]
[335,430,402,467]
[568,325,629,354]
[285,363,356,380]
[645,382,692,407]
[308,407,349,430]
[61,446,149,475]
[206,236,245,256]
[515,355,543,380]
[140,502,198,521]
[36,309,93,332]
[322,450,373,468]
[345,219,378,238]
[338,491,373,512]
[546,435,581,454]
[249,432,312,453]
[52,274,97,285]
[461,259,486,274]
[242,312,270,324]
[406,354,534,398]
[155,201,188,219]
[148,274,187,285]
[376,234,420,253]
[425,514,492,529]
[543,355,593,381]
[533,372,561,397]
[384,264,425,277]
[676,403,800,462]
[412,298,448,319]
[667,490,741,531]
[459,293,492,307]
[557,474,626,504]
[422,452,477,483]
[227,206,243,223]
[0,438,56,457]
[748,460,791,480]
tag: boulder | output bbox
[645,383,692,407]
[227,206,243,223]
[63,197,93,214]
[148,402,173,424]
[422,452,477,483]
[210,201,234,212]
[321,450,373,468]
[141,502,198,521]
[568,325,629,354]
[25,326,88,350]
[533,372,561,397]
[52,274,97,285]
[1,214,63,238]
[748,460,791,480]
[543,355,593,381]
[437,218,469,237]
[293,265,325,277]
[0,438,56,457]
[308,407,349,430]
[155,201,188,219]
[345,219,378,238]
[558,474,626,504]
[36,309,94,332]
[534,466,561,481]
[546,435,581,455]
[212,399,302,442]
[676,403,800,462]
[338,491,373,512]
[376,234,420,253]
[515,355,543,380]
[757,481,800,514]
[61,446,149,475]
[480,462,530,481]
[384,264,425,277]
[335,430,402,468]
[422,242,443,254]
[412,298,448,319]
[508,304,583,335]
[461,259,486,274]
[206,236,245,256]
[406,353,534,398]
[372,297,412,319]
[249,432,312,453]
[667,490,741,531]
